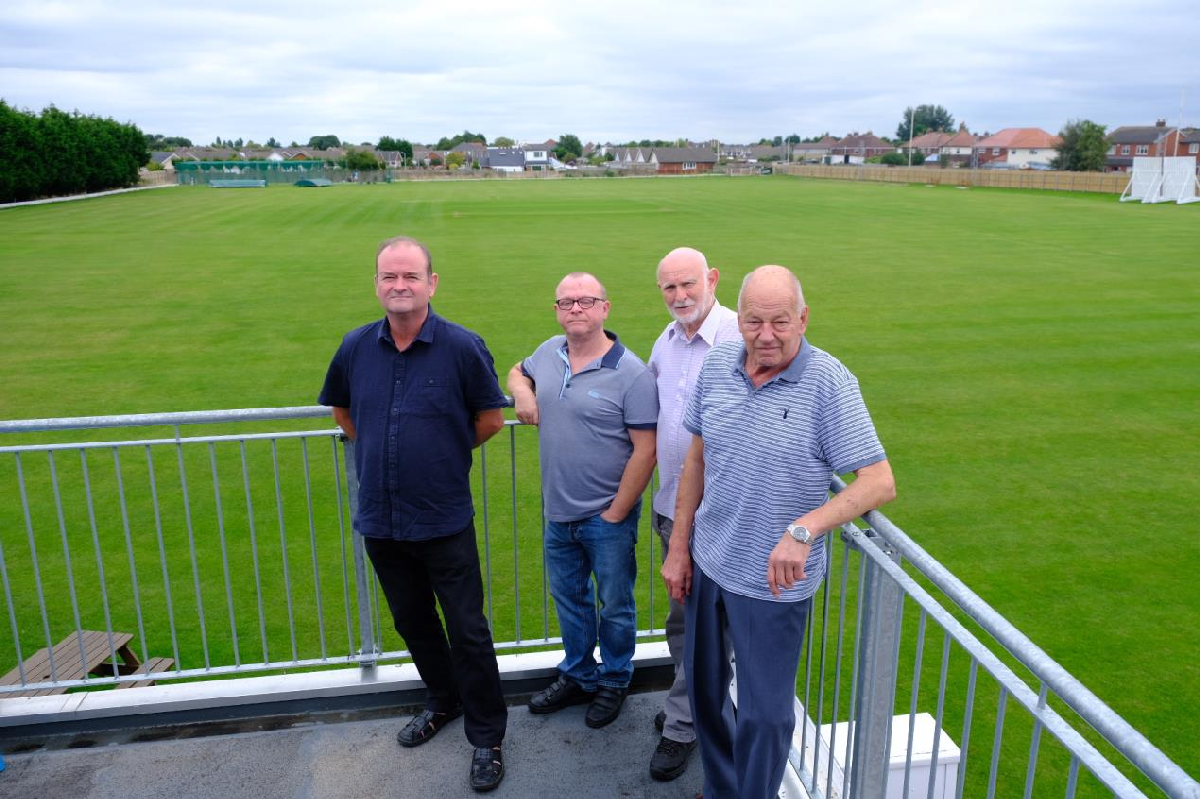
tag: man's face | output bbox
[658,259,717,326]
[739,284,807,373]
[555,275,609,337]
[375,243,437,316]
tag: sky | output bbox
[2,0,1197,148]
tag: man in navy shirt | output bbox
[319,235,508,793]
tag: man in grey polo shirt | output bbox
[662,265,896,799]
[645,246,739,782]
[508,271,657,730]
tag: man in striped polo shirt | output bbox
[646,247,739,782]
[661,265,896,799]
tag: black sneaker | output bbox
[528,675,595,714]
[649,735,697,781]
[470,745,504,792]
[584,685,628,728]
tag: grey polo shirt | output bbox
[521,331,658,522]
[683,338,886,602]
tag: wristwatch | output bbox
[786,523,813,545]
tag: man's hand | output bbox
[662,548,693,601]
[513,395,539,426]
[767,534,812,597]
[599,507,624,524]
[506,362,539,425]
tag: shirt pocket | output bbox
[412,376,452,416]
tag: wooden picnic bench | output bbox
[0,630,174,697]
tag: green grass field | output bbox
[1,176,1197,793]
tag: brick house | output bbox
[648,147,717,174]
[830,132,892,163]
[973,128,1060,168]
[1105,121,1189,172]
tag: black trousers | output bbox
[364,522,507,747]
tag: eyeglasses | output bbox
[554,296,603,310]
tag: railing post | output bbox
[340,438,378,668]
[848,529,904,799]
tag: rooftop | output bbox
[1,686,702,798]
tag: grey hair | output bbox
[738,266,805,313]
[376,235,433,276]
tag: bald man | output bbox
[645,247,739,782]
[508,272,658,730]
[661,265,896,799]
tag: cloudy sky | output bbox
[2,0,1196,147]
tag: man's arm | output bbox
[661,434,703,601]
[766,458,896,597]
[506,362,539,426]
[331,406,356,441]
[474,408,505,448]
[600,427,656,523]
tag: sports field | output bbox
[1,176,1197,789]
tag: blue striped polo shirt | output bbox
[683,338,886,602]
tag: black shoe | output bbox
[470,745,504,792]
[654,710,666,733]
[528,675,595,714]
[396,706,463,748]
[584,685,628,728]
[649,735,697,781]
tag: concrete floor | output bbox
[0,689,704,799]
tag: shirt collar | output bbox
[666,299,729,345]
[375,305,439,347]
[557,330,625,369]
[734,337,812,385]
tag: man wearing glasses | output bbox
[508,272,658,729]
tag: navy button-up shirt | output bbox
[318,309,507,541]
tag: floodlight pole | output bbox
[907,106,915,167]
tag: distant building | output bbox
[973,128,1060,169]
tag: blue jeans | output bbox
[544,509,639,690]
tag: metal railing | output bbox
[1,407,1195,798]
[783,477,1196,799]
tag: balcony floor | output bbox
[0,688,706,798]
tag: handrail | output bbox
[0,406,331,434]
[831,475,1198,799]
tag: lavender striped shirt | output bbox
[647,301,741,518]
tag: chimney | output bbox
[1156,119,1166,127]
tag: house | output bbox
[522,144,552,170]
[1105,121,1187,172]
[451,142,486,165]
[376,150,405,168]
[485,148,525,172]
[791,136,839,162]
[149,151,180,170]
[749,145,787,162]
[909,124,977,166]
[610,147,649,166]
[647,147,717,174]
[973,128,1060,169]
[830,132,892,162]
[719,143,753,160]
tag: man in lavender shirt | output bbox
[646,247,740,782]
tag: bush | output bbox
[0,102,146,202]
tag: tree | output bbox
[344,148,383,170]
[445,151,466,169]
[493,136,515,147]
[554,134,583,162]
[896,105,955,142]
[880,151,925,166]
[307,135,341,150]
[266,136,280,148]
[1051,119,1109,172]
[145,133,192,149]
[434,130,486,150]
[377,136,413,163]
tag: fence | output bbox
[776,164,1132,194]
[0,408,1195,798]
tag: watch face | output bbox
[789,525,810,543]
